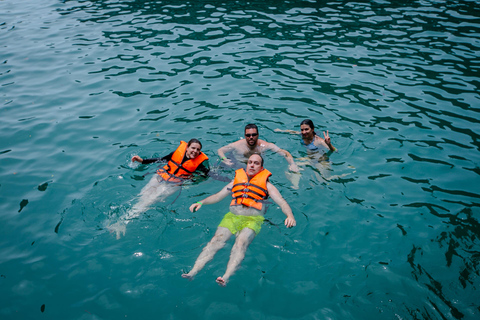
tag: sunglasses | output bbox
[245,133,258,137]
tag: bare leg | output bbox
[128,175,180,219]
[315,161,352,181]
[315,161,331,181]
[216,227,255,287]
[285,171,301,190]
[107,175,179,239]
[182,227,232,280]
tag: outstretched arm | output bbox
[189,181,234,212]
[132,155,144,163]
[131,152,173,164]
[267,182,296,228]
[217,142,238,166]
[274,129,300,135]
[265,142,299,172]
[278,148,300,172]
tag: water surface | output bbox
[1,0,479,319]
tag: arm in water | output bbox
[189,180,233,212]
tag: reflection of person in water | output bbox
[276,119,350,182]
[108,139,209,239]
[182,154,296,287]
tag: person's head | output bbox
[246,154,264,177]
[186,139,202,159]
[300,119,315,139]
[244,124,259,147]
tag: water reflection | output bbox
[1,0,479,319]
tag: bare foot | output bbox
[107,221,127,239]
[216,276,227,287]
[181,273,194,280]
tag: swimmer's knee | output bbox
[234,230,255,248]
[210,232,230,246]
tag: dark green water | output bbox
[1,0,479,319]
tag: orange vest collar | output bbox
[157,141,208,183]
[230,168,271,210]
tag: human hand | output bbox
[289,163,300,173]
[284,217,296,228]
[132,155,143,163]
[323,131,331,145]
[222,158,234,166]
[189,202,202,212]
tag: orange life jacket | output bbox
[157,141,208,183]
[230,168,271,210]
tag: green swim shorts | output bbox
[218,212,265,235]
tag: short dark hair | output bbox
[300,119,315,130]
[187,138,202,149]
[244,123,258,134]
[251,153,264,166]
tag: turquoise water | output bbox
[1,0,479,319]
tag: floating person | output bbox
[108,139,209,239]
[218,123,300,187]
[182,154,296,287]
[276,119,336,152]
[275,119,351,182]
[218,123,299,172]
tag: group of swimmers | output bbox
[108,120,337,286]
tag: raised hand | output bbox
[323,131,331,145]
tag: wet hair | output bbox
[187,138,202,149]
[250,153,264,167]
[244,123,258,134]
[300,119,315,130]
[300,119,316,136]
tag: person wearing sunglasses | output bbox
[217,124,299,173]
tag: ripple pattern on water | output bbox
[1,0,480,319]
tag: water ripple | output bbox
[1,0,479,319]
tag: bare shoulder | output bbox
[220,139,244,150]
[260,140,280,151]
[232,138,250,151]
[257,138,269,145]
[314,135,327,147]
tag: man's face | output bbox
[186,142,201,159]
[246,154,263,177]
[245,128,259,147]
